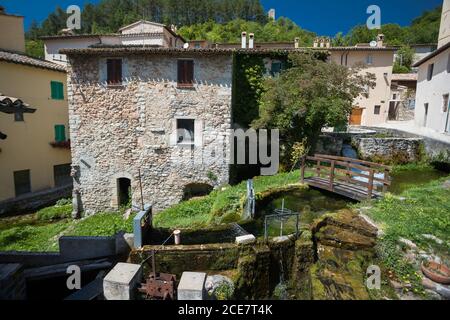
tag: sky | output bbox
[0,0,444,36]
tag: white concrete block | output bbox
[103,263,142,300]
[177,272,206,300]
[235,234,256,245]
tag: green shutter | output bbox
[54,125,66,142]
[51,81,64,100]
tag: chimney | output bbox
[249,33,254,49]
[377,34,385,48]
[319,38,325,48]
[241,32,247,49]
[294,37,300,49]
[313,37,319,48]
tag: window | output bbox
[271,61,282,76]
[427,63,434,81]
[194,43,201,49]
[14,170,31,196]
[424,103,429,127]
[374,105,381,115]
[54,164,72,187]
[444,94,449,113]
[51,81,64,100]
[54,125,66,142]
[107,58,123,85]
[177,60,194,87]
[366,54,373,65]
[393,93,397,100]
[14,112,24,122]
[176,119,195,144]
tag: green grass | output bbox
[68,212,135,237]
[0,203,135,252]
[356,170,450,295]
[153,170,302,229]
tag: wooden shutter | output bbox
[177,60,194,87]
[107,59,122,84]
[14,170,31,196]
[51,81,64,100]
[54,125,66,142]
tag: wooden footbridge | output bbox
[300,154,392,201]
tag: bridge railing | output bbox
[300,154,391,199]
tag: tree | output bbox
[393,45,415,73]
[252,52,376,168]
[25,40,45,58]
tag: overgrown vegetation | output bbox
[252,52,375,168]
[0,203,135,251]
[153,170,302,229]
[356,170,450,294]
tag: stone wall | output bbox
[0,184,72,216]
[355,137,424,164]
[67,53,233,214]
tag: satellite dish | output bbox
[369,41,377,48]
[183,43,189,49]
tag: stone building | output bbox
[63,47,233,215]
[42,20,186,65]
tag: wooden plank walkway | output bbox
[301,154,391,201]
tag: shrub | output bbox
[37,203,72,221]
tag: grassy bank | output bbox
[0,203,135,252]
[356,166,450,294]
[153,170,302,229]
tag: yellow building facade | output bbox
[0,56,71,204]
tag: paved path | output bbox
[373,120,450,144]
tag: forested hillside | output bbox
[24,0,442,58]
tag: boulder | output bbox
[205,275,234,300]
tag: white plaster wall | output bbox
[44,38,101,65]
[329,50,394,126]
[415,47,450,133]
[120,22,164,34]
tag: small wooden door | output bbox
[350,108,363,125]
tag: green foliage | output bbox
[340,6,442,46]
[0,219,70,252]
[393,46,415,73]
[68,212,135,236]
[232,53,267,127]
[25,40,45,58]
[26,0,267,37]
[179,17,315,44]
[154,170,301,229]
[207,171,218,182]
[252,52,376,168]
[37,203,72,221]
[214,282,235,300]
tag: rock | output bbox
[315,225,376,250]
[389,280,404,290]
[308,209,378,300]
[178,272,207,300]
[435,284,450,299]
[103,263,142,300]
[422,234,444,245]
[422,277,438,291]
[399,238,418,250]
[424,289,443,300]
[443,180,450,190]
[205,275,234,300]
[235,234,256,245]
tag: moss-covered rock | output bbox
[303,209,378,300]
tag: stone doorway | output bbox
[117,178,131,207]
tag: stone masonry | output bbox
[66,51,233,214]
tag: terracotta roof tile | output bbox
[0,50,66,72]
